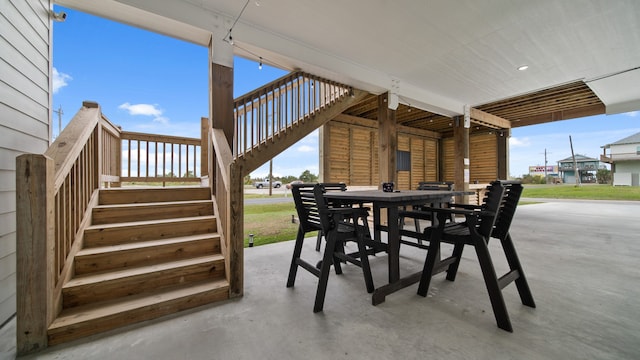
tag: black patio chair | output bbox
[314,183,348,251]
[398,181,454,248]
[415,180,535,332]
[286,183,379,312]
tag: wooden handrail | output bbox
[211,128,232,192]
[120,131,201,183]
[233,71,352,159]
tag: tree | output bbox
[299,170,318,183]
[596,168,611,184]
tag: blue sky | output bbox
[52,7,639,179]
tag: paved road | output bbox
[244,187,294,205]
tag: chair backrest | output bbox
[492,181,523,240]
[476,180,505,238]
[291,183,347,233]
[417,181,454,191]
[291,183,323,233]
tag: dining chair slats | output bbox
[287,183,376,312]
[415,180,535,332]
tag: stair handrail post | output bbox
[16,154,55,355]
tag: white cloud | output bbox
[119,102,168,125]
[624,111,638,117]
[297,145,315,152]
[119,103,163,117]
[52,67,71,94]
[509,136,531,148]
[153,116,169,125]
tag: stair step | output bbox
[92,200,214,224]
[75,233,222,275]
[99,186,210,205]
[63,255,225,308]
[48,279,229,346]
[84,215,217,247]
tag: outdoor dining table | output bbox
[323,189,473,305]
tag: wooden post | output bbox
[378,93,397,187]
[453,116,470,204]
[210,40,241,296]
[201,117,209,182]
[319,124,331,182]
[497,128,510,180]
[228,162,244,297]
[16,154,55,355]
[211,63,234,147]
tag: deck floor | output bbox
[3,199,640,359]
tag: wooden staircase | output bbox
[47,186,229,345]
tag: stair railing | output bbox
[233,71,352,160]
[16,101,209,355]
[17,101,106,354]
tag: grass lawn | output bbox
[522,184,640,201]
[243,183,639,247]
[243,201,314,247]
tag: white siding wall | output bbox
[0,0,52,326]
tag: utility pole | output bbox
[268,159,273,196]
[569,135,581,187]
[540,148,551,183]
[54,105,64,138]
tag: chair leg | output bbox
[314,232,339,312]
[287,227,306,288]
[473,237,513,332]
[356,233,375,293]
[315,230,323,251]
[445,243,465,281]
[331,242,345,274]
[417,238,441,297]
[501,234,536,308]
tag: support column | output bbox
[210,38,243,297]
[378,93,397,188]
[453,114,470,204]
[497,128,510,180]
[319,124,331,182]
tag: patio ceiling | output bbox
[57,0,640,130]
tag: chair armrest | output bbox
[404,207,476,217]
[450,204,481,210]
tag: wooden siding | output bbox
[441,133,499,184]
[0,0,51,325]
[325,119,437,187]
[442,138,455,182]
[470,133,498,183]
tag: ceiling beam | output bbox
[470,108,511,129]
[510,103,606,128]
[333,114,441,139]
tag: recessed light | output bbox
[517,65,529,71]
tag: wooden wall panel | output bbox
[0,0,52,326]
[351,128,373,185]
[396,135,410,189]
[372,134,380,185]
[470,133,498,183]
[424,139,438,181]
[324,120,440,188]
[328,125,350,182]
[410,139,425,189]
[442,138,455,182]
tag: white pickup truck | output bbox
[253,179,282,188]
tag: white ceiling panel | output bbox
[59,0,640,116]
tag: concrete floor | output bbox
[2,199,640,359]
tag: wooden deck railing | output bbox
[120,131,203,183]
[17,101,104,352]
[16,101,210,353]
[233,71,351,159]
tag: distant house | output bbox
[557,154,601,184]
[601,132,640,186]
